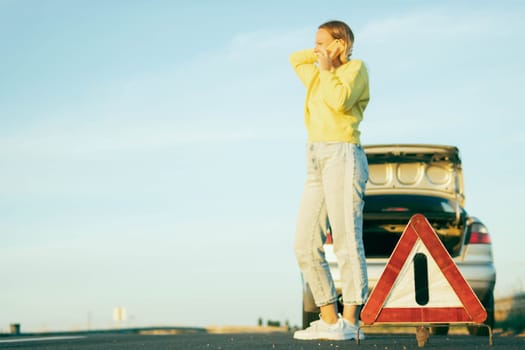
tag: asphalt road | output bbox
[0,332,523,350]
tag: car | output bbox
[301,144,496,335]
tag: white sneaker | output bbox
[294,316,357,341]
[340,318,365,341]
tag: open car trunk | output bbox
[362,194,467,258]
[362,145,467,258]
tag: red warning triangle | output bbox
[361,214,487,325]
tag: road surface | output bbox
[0,331,523,349]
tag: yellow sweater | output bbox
[290,49,369,144]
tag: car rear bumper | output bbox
[328,259,496,300]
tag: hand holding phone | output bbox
[325,39,342,56]
[316,39,347,70]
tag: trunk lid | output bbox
[364,144,464,206]
[362,144,467,257]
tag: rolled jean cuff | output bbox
[316,297,339,307]
[343,300,365,306]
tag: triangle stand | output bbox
[356,323,493,347]
[358,214,493,347]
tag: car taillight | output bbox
[382,207,409,212]
[469,231,491,244]
[468,223,491,244]
[326,232,333,245]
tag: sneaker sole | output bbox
[293,332,356,341]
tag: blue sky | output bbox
[1,0,524,332]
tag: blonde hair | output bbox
[319,20,354,63]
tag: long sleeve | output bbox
[289,50,370,143]
[289,49,318,87]
[318,61,368,112]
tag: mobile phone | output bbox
[325,39,341,52]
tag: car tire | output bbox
[467,291,495,336]
[302,310,318,329]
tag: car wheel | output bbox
[430,324,449,335]
[467,291,495,336]
[302,310,318,329]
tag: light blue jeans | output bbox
[294,142,369,306]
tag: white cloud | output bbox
[359,6,520,43]
[0,119,303,158]
[223,27,311,61]
[0,27,310,158]
[361,12,485,43]
[356,6,524,70]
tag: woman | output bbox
[290,20,369,341]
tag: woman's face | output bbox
[314,28,335,53]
